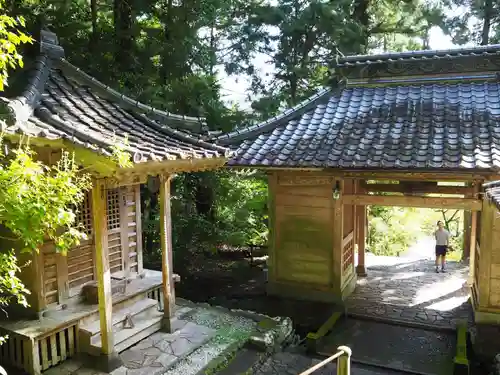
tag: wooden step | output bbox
[79,298,159,354]
[90,309,163,354]
[81,298,158,337]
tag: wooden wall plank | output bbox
[55,252,69,303]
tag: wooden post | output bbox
[356,183,367,277]
[118,187,130,278]
[337,346,351,375]
[135,185,144,274]
[267,172,277,284]
[91,180,121,370]
[332,180,344,293]
[160,175,176,332]
[468,183,480,285]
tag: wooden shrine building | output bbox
[216,45,500,357]
[0,30,230,374]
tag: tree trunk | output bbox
[481,0,493,45]
[352,0,370,53]
[90,0,98,51]
[113,0,133,72]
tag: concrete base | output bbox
[83,351,123,373]
[267,281,341,303]
[266,274,357,304]
[356,265,367,277]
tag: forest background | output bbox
[2,0,497,276]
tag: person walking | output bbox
[434,220,450,273]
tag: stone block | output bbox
[81,279,126,304]
[247,317,294,352]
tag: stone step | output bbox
[90,309,164,355]
[79,298,160,354]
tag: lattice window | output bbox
[75,192,92,235]
[106,188,121,230]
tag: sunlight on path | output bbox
[347,253,472,329]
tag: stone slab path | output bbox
[347,257,473,330]
[42,303,258,375]
[318,319,455,375]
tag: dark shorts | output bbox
[435,245,447,256]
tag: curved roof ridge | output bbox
[215,87,334,145]
[5,54,53,127]
[131,111,233,157]
[337,44,500,67]
[55,58,208,133]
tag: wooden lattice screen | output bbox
[75,192,92,235]
[106,188,120,230]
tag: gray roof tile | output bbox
[218,76,500,170]
[1,30,230,163]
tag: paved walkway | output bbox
[318,319,455,375]
[43,304,258,375]
[347,252,473,330]
[253,351,410,375]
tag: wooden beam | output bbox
[159,174,176,332]
[342,194,482,211]
[91,180,114,355]
[236,167,494,182]
[361,181,472,195]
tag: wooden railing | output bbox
[298,346,351,375]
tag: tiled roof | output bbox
[0,30,231,163]
[216,45,500,171]
[483,180,500,209]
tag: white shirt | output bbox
[435,229,450,246]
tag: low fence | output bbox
[298,346,351,375]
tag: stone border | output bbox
[453,322,470,375]
[346,311,458,333]
[306,311,344,353]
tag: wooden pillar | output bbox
[118,187,130,278]
[266,173,277,284]
[356,183,367,277]
[332,179,344,294]
[91,180,121,370]
[468,183,480,286]
[160,175,176,332]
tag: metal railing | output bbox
[298,346,352,375]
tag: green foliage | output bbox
[367,206,420,256]
[215,170,268,247]
[368,206,465,257]
[0,142,91,307]
[0,0,32,91]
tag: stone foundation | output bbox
[471,323,500,361]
